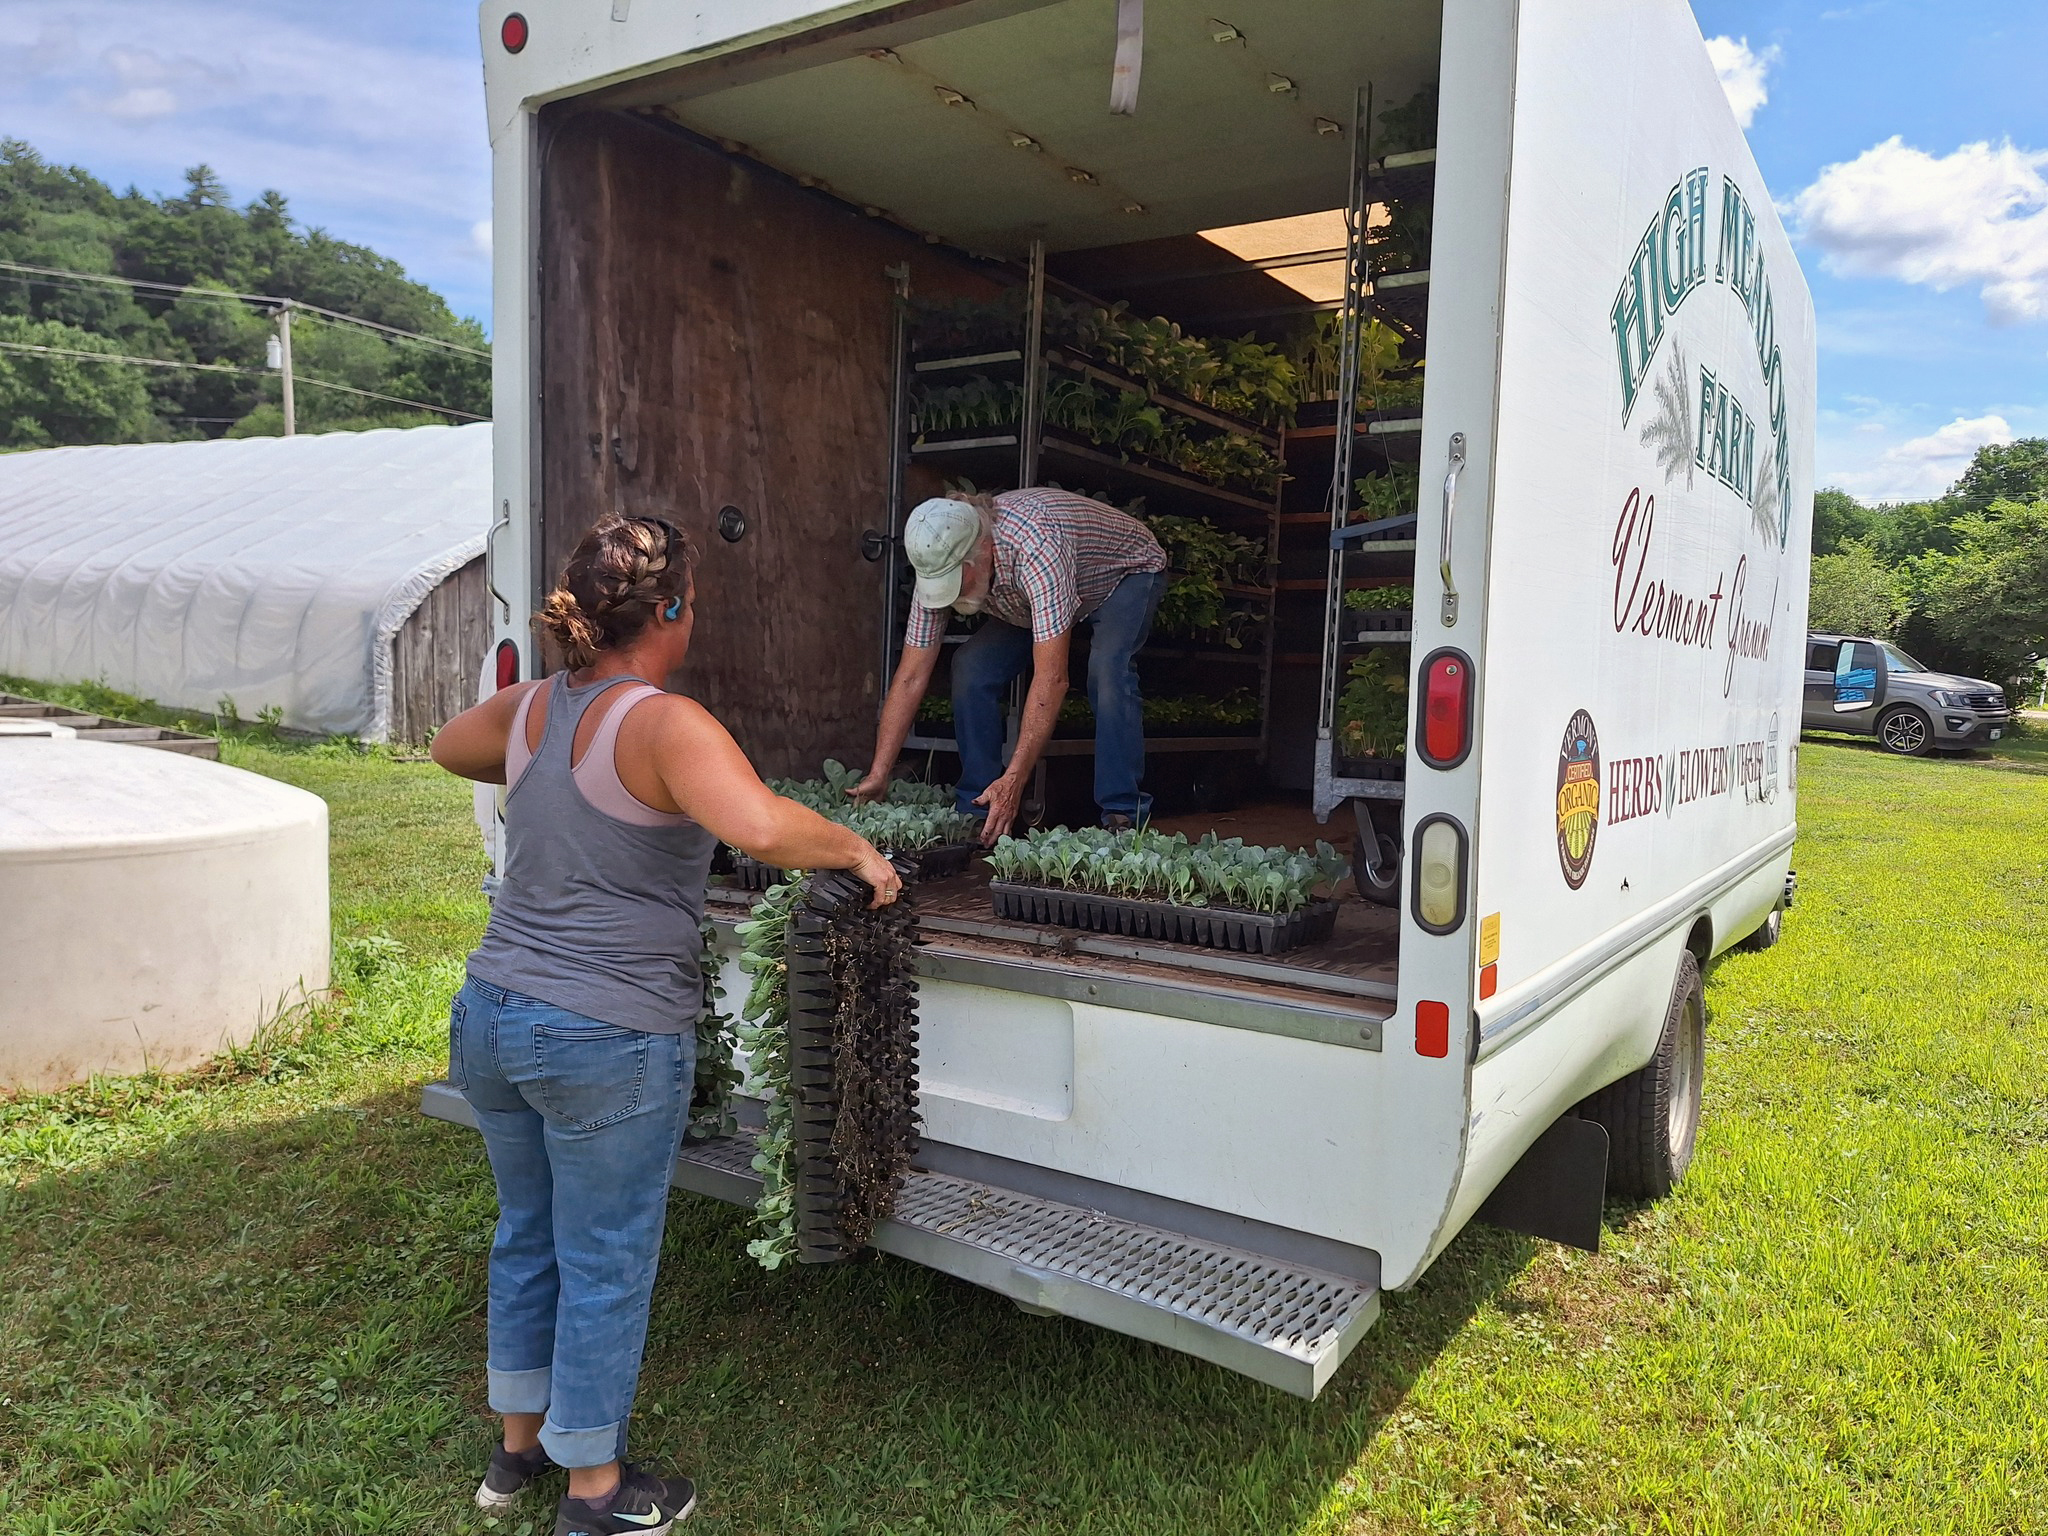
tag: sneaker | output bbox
[553,1462,698,1536]
[476,1442,556,1511]
[1101,813,1136,834]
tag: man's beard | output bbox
[952,592,986,615]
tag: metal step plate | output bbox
[420,1081,1378,1398]
[875,1172,1379,1398]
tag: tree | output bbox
[1907,498,2048,688]
[1944,438,2048,519]
[1811,487,1876,555]
[1807,541,1906,638]
[0,314,160,447]
[0,139,487,444]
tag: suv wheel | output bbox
[1876,705,1933,756]
[1579,950,1705,1198]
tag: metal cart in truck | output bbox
[424,0,1816,1397]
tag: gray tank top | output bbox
[467,672,717,1034]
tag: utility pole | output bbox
[272,303,295,435]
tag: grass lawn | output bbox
[3,696,2044,1534]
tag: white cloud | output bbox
[70,42,240,121]
[1824,412,2015,501]
[98,86,179,120]
[470,220,493,258]
[1704,35,1779,129]
[1791,137,2048,323]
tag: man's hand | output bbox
[973,772,1027,845]
[847,768,892,805]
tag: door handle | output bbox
[486,498,512,623]
[1439,432,1467,627]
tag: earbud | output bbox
[663,597,682,621]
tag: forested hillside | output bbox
[0,139,488,448]
[1809,438,2048,691]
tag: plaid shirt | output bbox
[904,489,1166,647]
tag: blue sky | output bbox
[3,0,2043,503]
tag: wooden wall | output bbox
[537,109,996,777]
[390,557,488,744]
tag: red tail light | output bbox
[1415,1000,1450,1058]
[495,639,520,692]
[1418,648,1473,767]
[501,12,528,52]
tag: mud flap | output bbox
[1476,1114,1609,1252]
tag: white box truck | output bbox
[425,0,1816,1398]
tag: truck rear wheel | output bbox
[1737,905,1782,951]
[1580,950,1704,1198]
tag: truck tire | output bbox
[1737,905,1782,952]
[1876,705,1933,756]
[1579,950,1704,1198]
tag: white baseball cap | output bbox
[903,497,984,610]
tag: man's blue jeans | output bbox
[952,569,1166,824]
[449,975,691,1469]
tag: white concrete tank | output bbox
[0,739,329,1091]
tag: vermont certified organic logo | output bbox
[1556,710,1601,890]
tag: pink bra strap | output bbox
[504,681,543,789]
[572,684,693,828]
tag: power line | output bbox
[0,340,489,422]
[0,258,490,360]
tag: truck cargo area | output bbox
[538,0,1444,967]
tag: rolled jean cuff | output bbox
[541,1415,626,1470]
[487,1365,551,1415]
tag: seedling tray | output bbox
[728,842,977,891]
[784,864,921,1264]
[1353,609,1414,633]
[1336,756,1407,782]
[989,881,1338,956]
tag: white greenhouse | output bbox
[0,424,494,741]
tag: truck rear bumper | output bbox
[421,1080,1381,1399]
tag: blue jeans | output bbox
[952,569,1166,823]
[449,975,692,1469]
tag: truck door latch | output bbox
[1439,431,1467,627]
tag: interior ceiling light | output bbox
[1008,133,1042,152]
[1122,201,1147,214]
[1208,19,1242,43]
[1267,73,1296,94]
[1315,117,1343,137]
[865,48,899,63]
[1066,167,1099,185]
[934,86,975,109]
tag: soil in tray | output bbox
[727,842,979,891]
[988,880,1339,956]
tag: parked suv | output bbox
[1804,633,2012,755]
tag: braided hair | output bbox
[536,515,695,669]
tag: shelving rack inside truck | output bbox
[424,0,1817,1397]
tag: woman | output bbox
[432,514,899,1536]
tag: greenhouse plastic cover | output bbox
[0,424,491,740]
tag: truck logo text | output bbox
[1610,167,1794,548]
[1612,487,1777,695]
